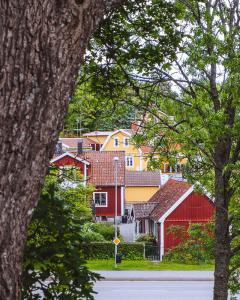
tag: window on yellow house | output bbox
[126,156,134,167]
[114,138,119,147]
[124,137,129,147]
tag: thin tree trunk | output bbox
[214,170,231,300]
[0,0,124,299]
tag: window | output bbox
[93,192,108,207]
[125,156,134,167]
[114,138,119,147]
[124,137,129,147]
[139,220,145,234]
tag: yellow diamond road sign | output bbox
[113,238,121,246]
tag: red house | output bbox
[51,150,125,222]
[134,179,214,260]
[51,152,90,186]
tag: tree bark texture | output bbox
[213,140,232,300]
[214,171,231,300]
[0,0,124,299]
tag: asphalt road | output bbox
[94,281,214,300]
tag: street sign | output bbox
[113,238,121,246]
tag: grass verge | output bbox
[86,259,214,271]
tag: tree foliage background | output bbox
[22,168,99,299]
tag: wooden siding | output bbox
[94,186,122,217]
[164,192,214,253]
[166,192,214,221]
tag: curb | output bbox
[100,277,214,282]
[96,271,214,282]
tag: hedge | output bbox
[82,242,144,260]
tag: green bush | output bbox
[92,222,119,241]
[81,222,120,242]
[81,230,106,242]
[83,242,144,260]
[136,234,156,244]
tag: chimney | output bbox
[55,141,63,155]
[77,139,83,155]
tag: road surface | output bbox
[94,281,214,300]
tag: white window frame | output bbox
[124,137,129,147]
[125,156,134,167]
[114,137,119,147]
[93,192,108,207]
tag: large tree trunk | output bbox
[0,1,124,299]
[214,158,231,299]
[213,174,231,299]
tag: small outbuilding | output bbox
[133,179,215,260]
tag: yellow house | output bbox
[100,129,152,171]
[124,171,170,213]
[82,125,186,174]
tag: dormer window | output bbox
[124,137,129,147]
[114,138,119,147]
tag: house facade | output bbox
[133,179,215,260]
[51,149,125,222]
[82,151,125,222]
[100,129,152,171]
[82,124,186,174]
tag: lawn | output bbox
[86,259,214,271]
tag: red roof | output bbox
[140,145,153,154]
[126,171,162,186]
[81,151,125,186]
[60,137,100,148]
[149,179,192,221]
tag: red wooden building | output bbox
[51,152,90,185]
[51,150,125,221]
[134,179,214,260]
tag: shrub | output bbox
[81,222,120,242]
[91,222,118,241]
[83,242,144,260]
[136,234,156,244]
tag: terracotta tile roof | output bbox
[149,179,192,221]
[60,137,100,149]
[80,151,125,186]
[83,131,113,137]
[126,171,162,186]
[133,203,157,219]
[140,145,153,154]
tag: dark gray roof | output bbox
[133,203,157,219]
[126,171,162,186]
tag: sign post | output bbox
[113,157,119,268]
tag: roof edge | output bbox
[158,186,194,223]
[51,152,90,165]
